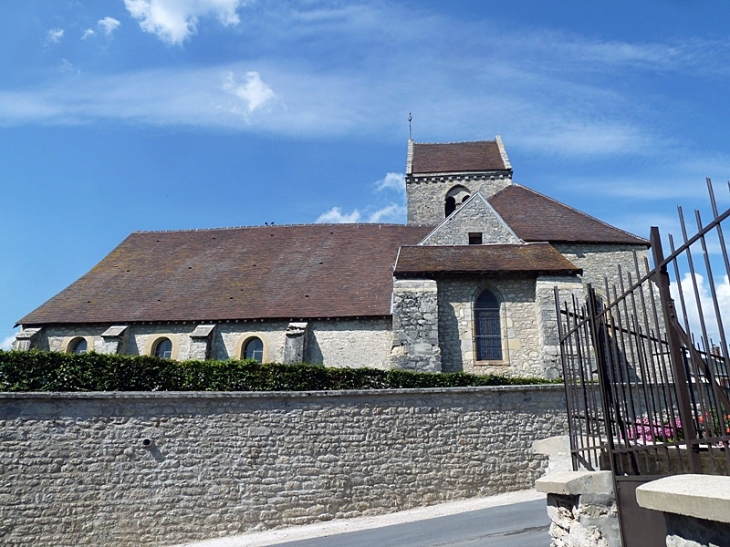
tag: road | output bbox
[269,499,550,547]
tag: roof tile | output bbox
[411,141,507,174]
[489,185,648,245]
[19,224,431,325]
[394,243,581,276]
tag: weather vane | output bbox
[408,112,413,140]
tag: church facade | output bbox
[13,137,647,378]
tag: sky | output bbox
[2,0,730,348]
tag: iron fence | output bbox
[555,179,730,545]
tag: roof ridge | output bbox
[412,139,497,145]
[509,184,648,243]
[401,241,552,249]
[132,223,413,234]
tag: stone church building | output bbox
[13,137,647,378]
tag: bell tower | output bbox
[405,136,513,226]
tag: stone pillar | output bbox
[536,470,621,547]
[189,324,216,361]
[284,322,308,364]
[390,279,441,372]
[98,325,128,354]
[12,328,43,351]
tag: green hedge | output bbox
[0,350,556,392]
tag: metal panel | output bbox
[615,477,666,547]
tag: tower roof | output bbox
[409,139,510,175]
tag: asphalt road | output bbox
[268,499,550,547]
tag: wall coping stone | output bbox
[535,470,613,495]
[636,474,730,524]
[0,383,564,402]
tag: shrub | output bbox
[0,350,556,392]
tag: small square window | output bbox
[468,233,483,245]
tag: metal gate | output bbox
[555,180,730,546]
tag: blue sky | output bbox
[2,0,730,348]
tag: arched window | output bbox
[474,289,502,361]
[69,338,87,354]
[444,196,456,217]
[153,338,173,359]
[244,337,264,362]
[444,185,471,218]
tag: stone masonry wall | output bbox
[554,244,649,297]
[437,277,544,376]
[0,386,567,547]
[37,318,393,369]
[536,276,586,379]
[390,279,441,372]
[419,194,519,246]
[406,174,512,226]
[306,318,393,369]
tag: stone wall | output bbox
[34,318,394,369]
[406,174,512,226]
[636,474,730,547]
[554,244,649,297]
[0,386,567,547]
[419,194,519,246]
[390,279,441,372]
[437,277,544,376]
[536,471,621,547]
[536,276,586,379]
[306,318,393,369]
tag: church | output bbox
[13,137,647,378]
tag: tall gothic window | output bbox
[474,289,502,361]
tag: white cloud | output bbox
[0,65,284,130]
[82,28,96,40]
[367,203,406,223]
[222,71,277,114]
[316,207,361,223]
[316,203,406,224]
[59,59,80,75]
[46,28,64,44]
[671,272,730,348]
[124,0,243,45]
[376,172,405,195]
[99,17,121,37]
[3,3,727,155]
[1,335,15,350]
[317,170,407,224]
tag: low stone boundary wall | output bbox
[0,386,566,546]
[637,474,730,547]
[539,470,730,547]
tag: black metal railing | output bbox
[555,180,730,546]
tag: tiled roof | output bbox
[411,141,508,174]
[488,185,648,245]
[18,224,431,326]
[394,243,581,276]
